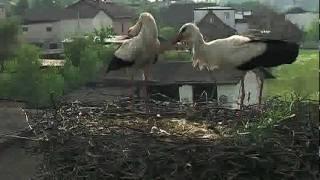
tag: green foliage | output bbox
[235,97,299,143]
[0,29,115,106]
[63,60,81,91]
[0,18,20,71]
[162,50,192,61]
[63,37,115,92]
[79,47,102,83]
[0,45,65,107]
[159,26,176,40]
[9,45,43,105]
[38,70,64,106]
[64,38,89,67]
[92,26,116,44]
[0,73,11,98]
[14,0,29,15]
[265,50,319,100]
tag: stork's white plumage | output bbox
[173,23,299,106]
[106,12,160,111]
[107,12,160,73]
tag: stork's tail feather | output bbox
[106,55,134,73]
[237,40,300,71]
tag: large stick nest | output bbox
[25,96,319,180]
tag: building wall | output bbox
[285,13,318,30]
[194,9,236,28]
[242,71,261,106]
[22,11,115,47]
[112,19,132,35]
[217,71,262,109]
[179,85,193,104]
[0,6,5,19]
[92,11,113,30]
[235,22,249,34]
[22,22,61,44]
[217,83,240,109]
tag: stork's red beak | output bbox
[172,33,183,45]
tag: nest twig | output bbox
[22,96,319,180]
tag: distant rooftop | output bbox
[285,7,308,14]
[194,6,234,11]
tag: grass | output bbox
[265,49,319,100]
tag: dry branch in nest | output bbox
[24,96,319,180]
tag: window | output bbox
[22,26,28,32]
[224,12,230,20]
[46,26,52,32]
[49,43,58,49]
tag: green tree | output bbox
[0,18,20,72]
[10,45,42,104]
[64,38,89,67]
[14,0,29,15]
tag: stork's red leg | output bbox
[239,77,245,110]
[257,72,264,108]
[128,69,135,111]
[143,65,151,113]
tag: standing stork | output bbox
[172,23,299,107]
[106,12,160,111]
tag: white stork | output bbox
[106,12,160,111]
[172,23,299,107]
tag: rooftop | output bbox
[23,0,135,24]
[194,6,235,11]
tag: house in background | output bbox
[235,10,252,34]
[194,6,236,29]
[103,61,274,109]
[22,0,135,52]
[160,3,255,40]
[0,3,6,19]
[159,2,217,27]
[285,7,318,30]
[246,9,303,42]
[196,10,236,41]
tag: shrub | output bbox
[160,26,177,40]
[10,45,42,103]
[162,50,192,61]
[38,70,64,106]
[92,26,116,44]
[0,73,12,98]
[79,47,102,83]
[63,60,81,91]
[64,38,89,67]
[2,45,65,107]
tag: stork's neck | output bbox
[192,32,205,55]
[140,23,158,42]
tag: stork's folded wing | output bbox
[114,37,143,62]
